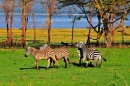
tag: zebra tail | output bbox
[102,57,107,62]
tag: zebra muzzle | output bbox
[25,54,28,57]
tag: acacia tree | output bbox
[40,0,59,45]
[19,0,33,48]
[27,1,36,43]
[94,0,130,47]
[2,0,15,47]
[58,0,103,47]
[59,0,130,48]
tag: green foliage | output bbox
[0,48,130,86]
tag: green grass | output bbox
[0,48,130,86]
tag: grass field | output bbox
[0,48,130,86]
[0,28,130,86]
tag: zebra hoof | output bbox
[85,66,88,68]
[56,66,59,69]
[64,66,67,68]
[45,67,49,70]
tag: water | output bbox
[0,14,91,28]
[0,13,129,28]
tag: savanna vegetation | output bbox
[0,0,130,85]
[0,0,130,48]
[0,28,130,86]
[0,47,130,86]
[0,28,130,48]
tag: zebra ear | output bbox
[44,44,48,46]
[28,47,30,49]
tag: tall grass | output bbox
[0,48,130,86]
[0,28,130,43]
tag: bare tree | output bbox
[40,0,59,45]
[27,1,36,43]
[19,0,33,48]
[2,0,15,47]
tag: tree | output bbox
[96,0,130,47]
[19,0,33,48]
[58,0,103,47]
[2,0,15,47]
[40,0,59,45]
[27,1,36,43]
[58,0,130,48]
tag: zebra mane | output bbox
[40,44,52,50]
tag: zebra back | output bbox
[40,44,69,60]
[54,47,69,59]
[39,45,55,58]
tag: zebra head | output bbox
[75,41,86,49]
[75,41,86,60]
[25,47,31,57]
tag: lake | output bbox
[0,13,129,28]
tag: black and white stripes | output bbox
[75,41,106,67]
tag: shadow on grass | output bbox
[20,66,55,70]
[71,62,94,68]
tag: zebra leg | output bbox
[35,60,39,70]
[79,57,82,67]
[50,58,55,67]
[86,59,89,68]
[80,58,85,67]
[47,58,51,69]
[94,59,98,67]
[99,58,102,67]
[63,57,69,68]
[53,60,56,67]
[63,57,67,68]
[51,56,59,68]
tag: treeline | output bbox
[0,0,130,48]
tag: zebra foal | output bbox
[40,44,69,68]
[75,41,106,67]
[25,46,59,69]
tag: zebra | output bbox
[77,44,96,59]
[40,44,69,68]
[75,41,106,67]
[25,46,59,69]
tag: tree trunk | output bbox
[3,0,11,47]
[122,23,124,43]
[47,0,53,45]
[28,2,36,43]
[32,13,36,43]
[96,11,101,47]
[71,16,76,46]
[6,15,10,46]
[86,2,92,48]
[47,15,51,45]
[103,15,112,48]
[9,1,15,47]
[86,28,91,48]
[21,3,26,48]
[104,30,112,48]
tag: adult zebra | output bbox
[75,41,106,67]
[25,46,59,69]
[40,44,69,68]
